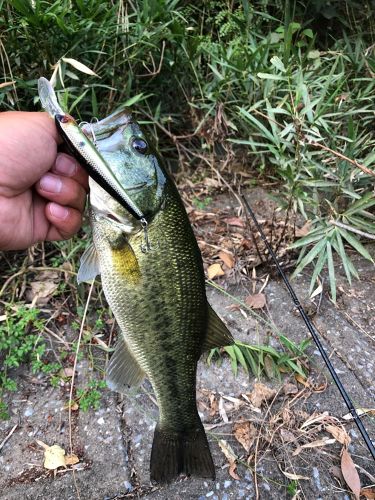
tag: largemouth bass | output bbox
[38,79,234,482]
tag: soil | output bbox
[0,191,374,500]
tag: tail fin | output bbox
[150,422,215,483]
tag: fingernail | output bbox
[49,203,69,220]
[40,174,62,193]
[55,155,77,176]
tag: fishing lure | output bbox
[38,78,149,240]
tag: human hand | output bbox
[0,111,89,251]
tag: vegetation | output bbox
[0,1,374,414]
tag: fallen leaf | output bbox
[281,469,310,481]
[207,263,225,280]
[330,465,344,481]
[310,283,323,299]
[27,280,59,305]
[65,453,80,466]
[229,461,240,480]
[283,383,299,396]
[361,487,375,499]
[233,421,257,452]
[341,448,361,500]
[245,293,266,309]
[295,374,309,386]
[293,437,336,456]
[36,441,66,470]
[248,383,276,408]
[218,439,236,463]
[342,408,375,420]
[223,217,245,228]
[218,397,229,423]
[280,429,296,443]
[59,368,75,378]
[325,424,351,446]
[219,250,235,269]
[295,221,311,237]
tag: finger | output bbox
[45,203,83,241]
[51,153,89,192]
[0,112,61,195]
[36,173,87,213]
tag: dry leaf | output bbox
[281,469,310,481]
[65,453,80,466]
[325,424,351,446]
[27,280,59,305]
[37,440,66,470]
[59,367,75,378]
[248,383,276,408]
[223,217,245,228]
[219,250,235,269]
[295,373,309,386]
[341,448,361,500]
[229,461,240,480]
[218,397,229,423]
[283,383,298,395]
[207,263,225,280]
[0,81,16,89]
[245,293,266,309]
[233,421,257,452]
[280,429,296,443]
[218,439,236,464]
[295,221,311,237]
[361,487,375,499]
[293,437,336,456]
[342,408,375,420]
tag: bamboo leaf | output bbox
[62,58,99,77]
[340,228,374,262]
[326,241,336,302]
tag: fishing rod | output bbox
[242,195,375,461]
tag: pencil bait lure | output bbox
[37,77,147,227]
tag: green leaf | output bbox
[270,56,286,73]
[233,344,249,373]
[339,228,374,262]
[293,237,328,276]
[257,72,286,81]
[224,346,238,377]
[326,241,336,302]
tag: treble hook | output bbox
[140,218,152,253]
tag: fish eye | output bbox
[131,137,148,155]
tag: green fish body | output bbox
[78,110,234,483]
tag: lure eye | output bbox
[132,137,148,155]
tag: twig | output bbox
[308,141,375,177]
[329,219,375,241]
[68,281,94,500]
[0,423,18,452]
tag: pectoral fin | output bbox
[77,243,100,284]
[202,304,234,351]
[107,335,145,392]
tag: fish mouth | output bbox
[123,182,148,191]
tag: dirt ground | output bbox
[0,192,374,500]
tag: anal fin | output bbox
[106,334,145,393]
[202,304,234,351]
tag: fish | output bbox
[38,78,234,483]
